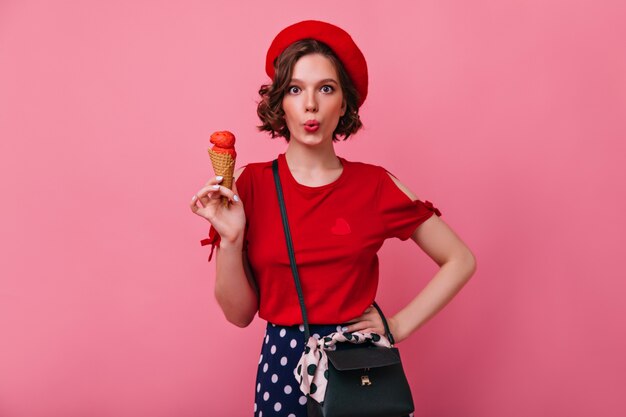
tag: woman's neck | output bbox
[284,142,343,186]
[285,141,341,169]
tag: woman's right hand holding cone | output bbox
[190,175,246,247]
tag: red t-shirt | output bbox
[201,152,442,325]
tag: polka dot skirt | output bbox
[253,321,413,417]
[254,321,343,417]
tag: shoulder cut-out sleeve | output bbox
[200,165,250,261]
[376,168,442,241]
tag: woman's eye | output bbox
[321,85,334,93]
[288,86,300,94]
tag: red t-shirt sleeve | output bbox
[376,169,442,241]
[200,165,250,261]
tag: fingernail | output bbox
[233,195,240,202]
[212,185,220,189]
[341,327,348,332]
[191,195,197,201]
[216,176,223,181]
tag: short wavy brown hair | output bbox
[257,39,363,142]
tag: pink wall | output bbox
[1,1,625,416]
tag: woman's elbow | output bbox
[214,292,258,328]
[220,307,257,328]
[445,247,477,282]
[228,314,255,328]
[461,248,477,280]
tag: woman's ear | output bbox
[341,99,347,116]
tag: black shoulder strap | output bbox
[272,159,395,345]
[272,159,311,340]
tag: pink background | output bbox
[1,1,625,416]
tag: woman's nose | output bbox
[304,91,318,112]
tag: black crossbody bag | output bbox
[272,159,415,417]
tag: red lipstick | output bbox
[304,120,320,133]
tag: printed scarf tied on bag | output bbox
[294,331,392,402]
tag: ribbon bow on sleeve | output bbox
[200,226,221,262]
[423,200,442,217]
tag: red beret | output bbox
[265,20,368,108]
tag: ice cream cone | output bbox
[208,130,237,207]
[208,148,235,207]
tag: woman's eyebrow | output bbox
[289,78,339,85]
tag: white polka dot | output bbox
[299,395,307,405]
[256,382,261,392]
[265,335,269,344]
[284,385,292,394]
[279,328,286,337]
[271,374,278,383]
[313,333,320,339]
[270,345,277,354]
[288,414,296,417]
[263,391,270,401]
[271,323,276,327]
[336,325,343,332]
[258,354,263,364]
[298,324,304,332]
[263,363,268,373]
[274,402,282,412]
[280,356,288,366]
[290,339,297,348]
[254,403,257,412]
[259,412,262,417]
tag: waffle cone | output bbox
[208,149,236,207]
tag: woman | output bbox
[190,20,476,417]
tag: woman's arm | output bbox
[213,167,259,327]
[389,213,476,342]
[343,173,476,342]
[385,174,476,343]
[214,239,259,328]
[191,166,259,327]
